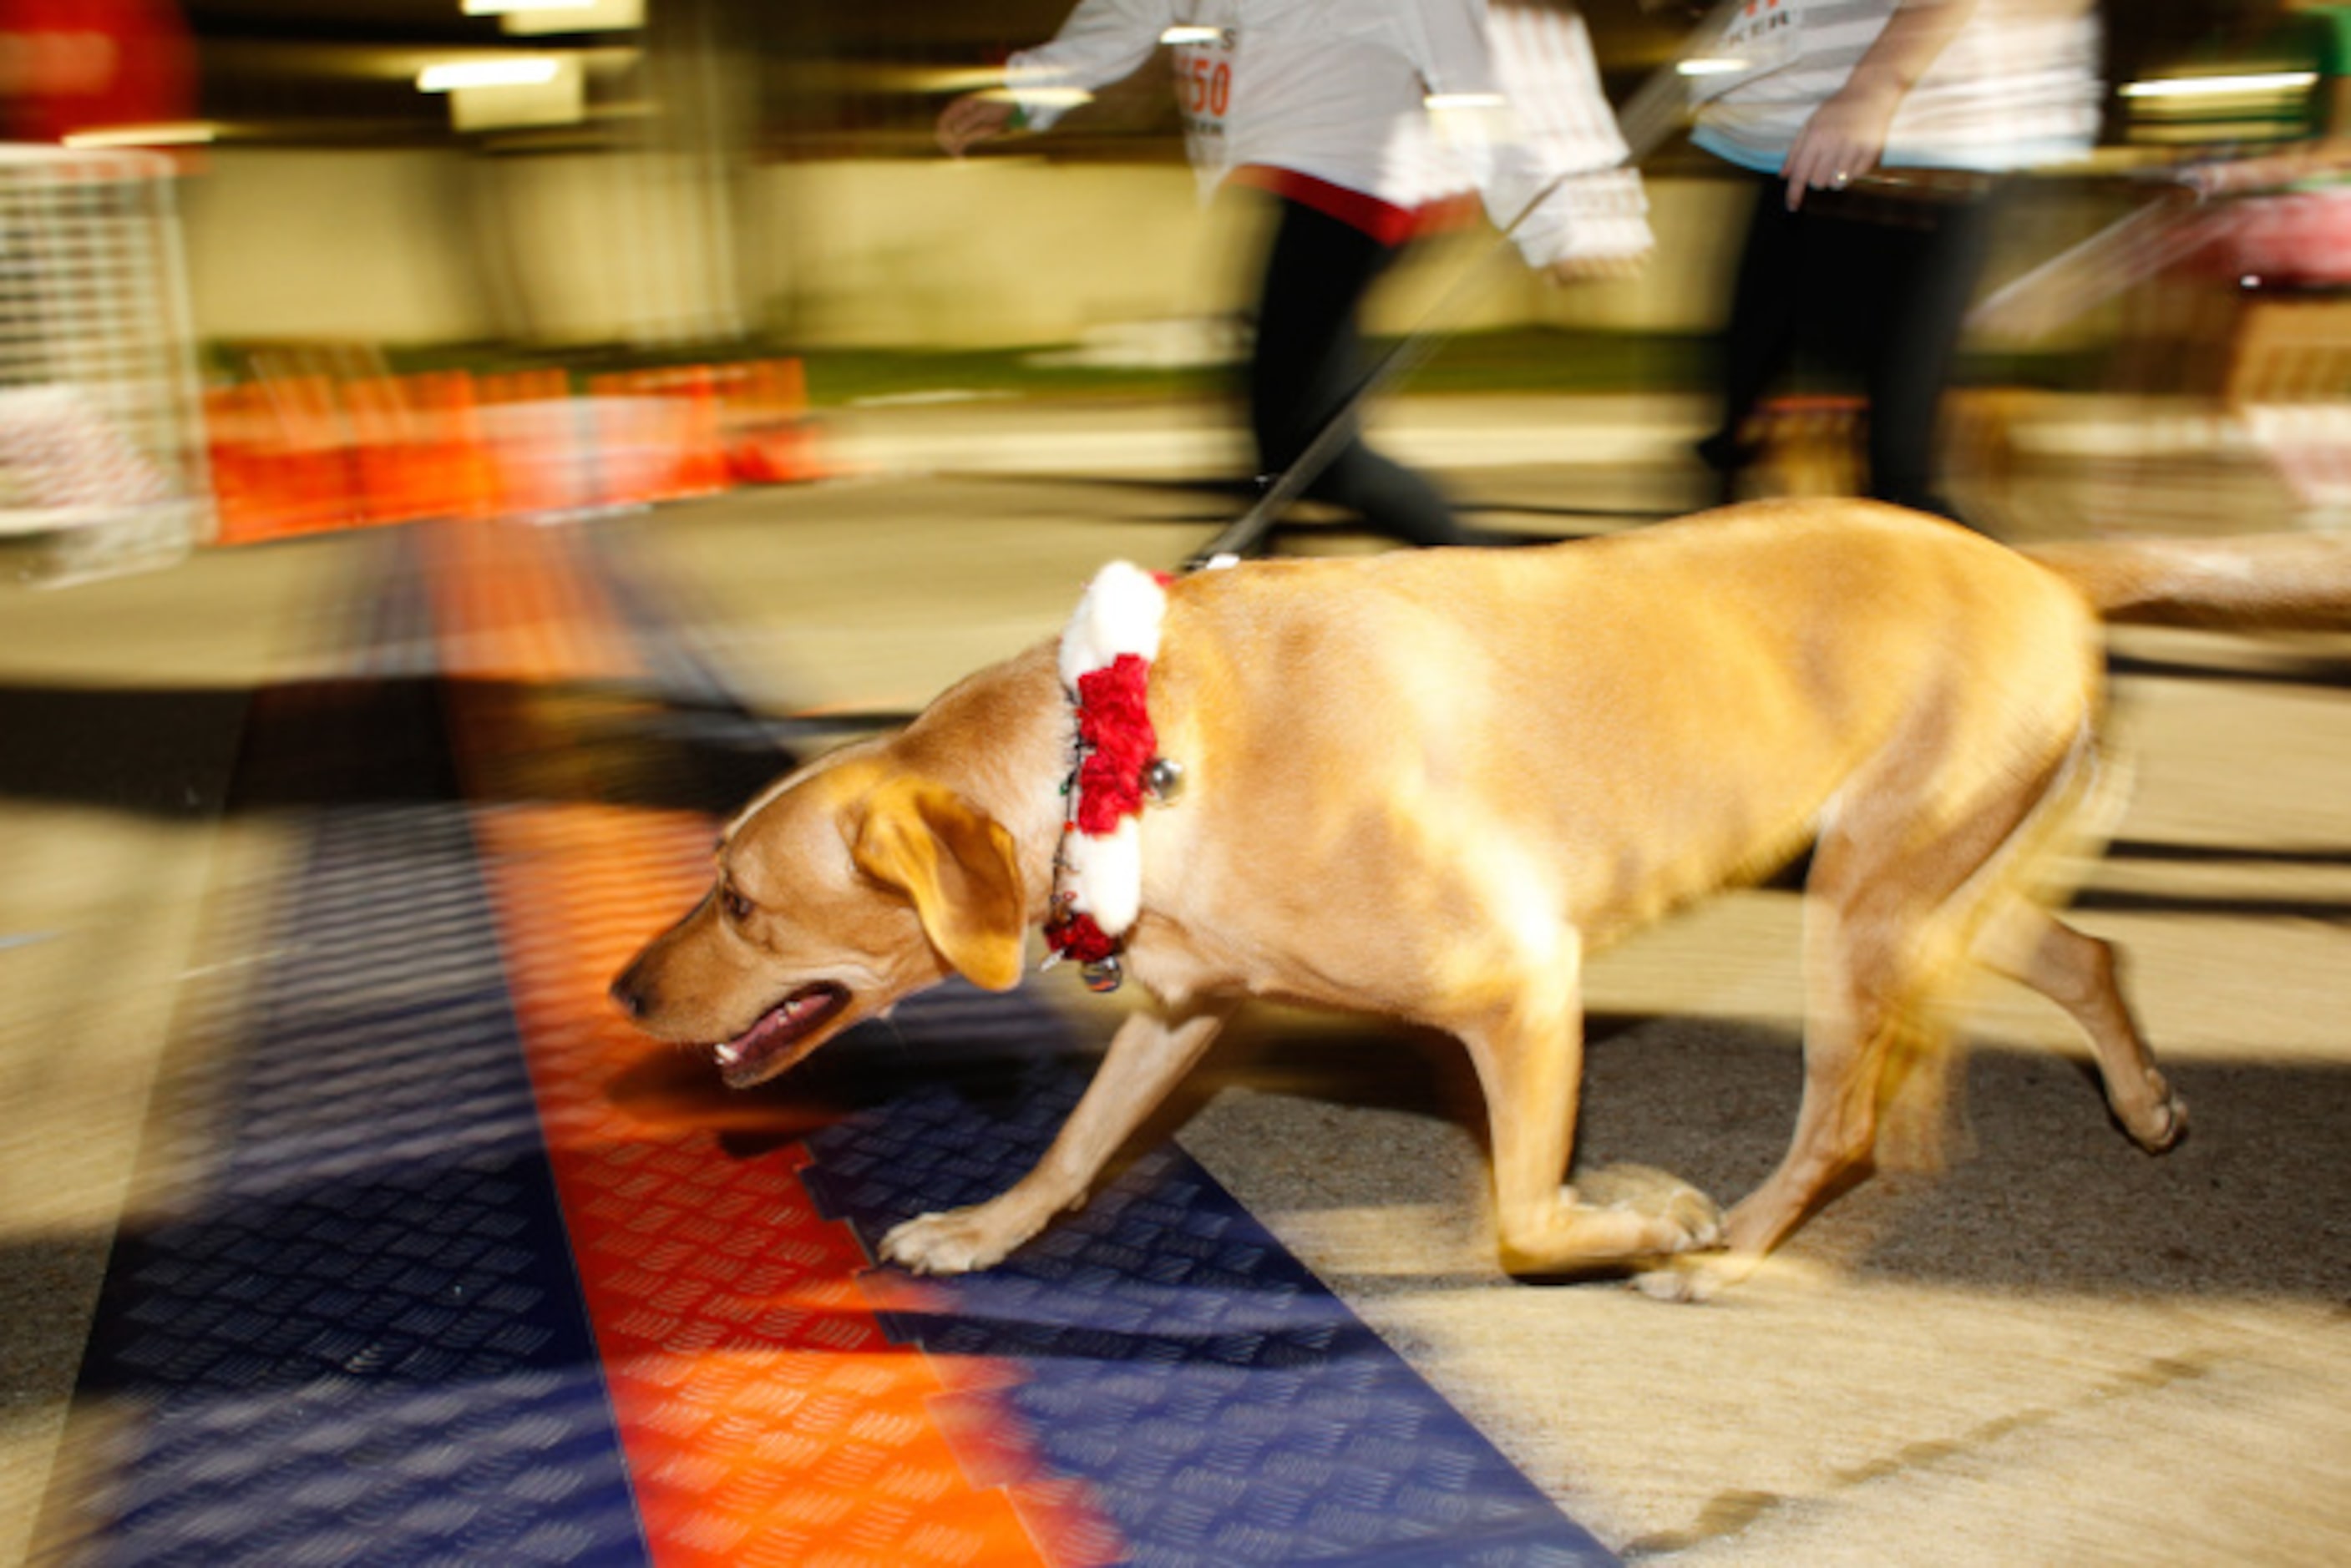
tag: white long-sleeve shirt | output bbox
[1006,0,1649,266]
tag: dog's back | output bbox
[621,496,2258,1290]
[1143,502,2104,953]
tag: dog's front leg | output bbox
[1460,977,1722,1277]
[879,999,1237,1275]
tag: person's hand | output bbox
[937,94,1018,157]
[1781,77,1903,210]
[1545,248,1649,286]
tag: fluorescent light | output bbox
[1677,58,1749,78]
[491,0,641,33]
[418,58,563,92]
[1160,26,1223,45]
[980,85,1092,109]
[2121,71,2318,99]
[63,122,218,148]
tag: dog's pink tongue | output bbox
[712,985,844,1082]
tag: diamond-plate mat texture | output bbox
[424,520,1087,1568]
[57,533,647,1567]
[586,521,1617,1565]
[800,986,1615,1568]
[58,516,1618,1568]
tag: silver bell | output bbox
[1143,756,1185,805]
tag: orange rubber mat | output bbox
[421,518,1117,1568]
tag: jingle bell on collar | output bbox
[1143,756,1184,804]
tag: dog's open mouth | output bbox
[712,982,851,1088]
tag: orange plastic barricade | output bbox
[213,356,837,543]
[668,365,732,498]
[205,383,278,544]
[207,375,360,543]
[586,372,672,511]
[720,358,831,485]
[342,375,431,526]
[479,368,599,521]
[334,372,496,527]
[415,370,498,522]
[583,368,731,509]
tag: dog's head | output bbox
[609,750,1029,1088]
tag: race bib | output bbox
[1686,0,1809,104]
[1168,3,1241,168]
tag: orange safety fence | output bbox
[586,367,732,508]
[210,358,829,546]
[716,357,830,486]
[207,375,361,543]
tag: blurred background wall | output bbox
[23,2,2292,362]
[175,150,1755,352]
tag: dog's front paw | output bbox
[1577,1163,1725,1252]
[1631,1258,1725,1303]
[2123,1074,2189,1154]
[1630,1245,1766,1303]
[879,1206,1026,1276]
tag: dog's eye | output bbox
[722,888,754,923]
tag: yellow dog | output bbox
[613,501,2350,1297]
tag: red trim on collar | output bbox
[1071,655,1155,834]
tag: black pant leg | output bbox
[1249,196,1465,548]
[1704,174,1807,488]
[1861,185,2001,518]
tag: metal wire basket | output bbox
[0,144,212,584]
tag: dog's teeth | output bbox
[716,1041,742,1065]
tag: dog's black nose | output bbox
[608,973,647,1020]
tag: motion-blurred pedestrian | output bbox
[940,0,1651,550]
[1685,0,2105,523]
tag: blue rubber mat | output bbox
[798,986,1614,1568]
[600,523,1619,1565]
[53,522,1619,1566]
[59,535,648,1566]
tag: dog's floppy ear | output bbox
[850,777,1027,991]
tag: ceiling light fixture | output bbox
[418,58,563,92]
[63,123,219,149]
[2120,71,2318,99]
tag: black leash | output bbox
[1182,1,1735,569]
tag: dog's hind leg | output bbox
[1675,894,1920,1297]
[1974,906,2186,1151]
[1458,951,1724,1277]
[1658,731,2095,1300]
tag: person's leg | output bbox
[1700,174,1807,502]
[1862,185,2002,521]
[1249,197,1466,548]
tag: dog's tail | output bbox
[2024,532,2351,630]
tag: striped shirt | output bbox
[1690,0,2104,175]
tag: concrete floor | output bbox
[4,392,2348,1565]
